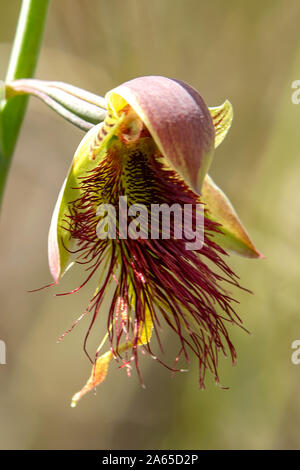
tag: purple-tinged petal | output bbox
[106,76,215,194]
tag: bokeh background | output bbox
[1,0,300,450]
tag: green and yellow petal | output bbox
[209,100,233,149]
[48,120,120,282]
[202,175,263,259]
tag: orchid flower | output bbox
[39,76,262,406]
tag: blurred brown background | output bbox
[1,0,300,449]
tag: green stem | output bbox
[0,0,50,208]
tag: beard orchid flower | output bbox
[46,76,262,407]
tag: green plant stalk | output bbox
[0,0,50,207]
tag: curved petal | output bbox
[209,100,233,148]
[202,175,263,259]
[106,76,215,194]
[48,123,104,283]
[48,109,128,283]
[48,176,70,284]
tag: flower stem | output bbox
[6,79,107,131]
[0,0,50,208]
